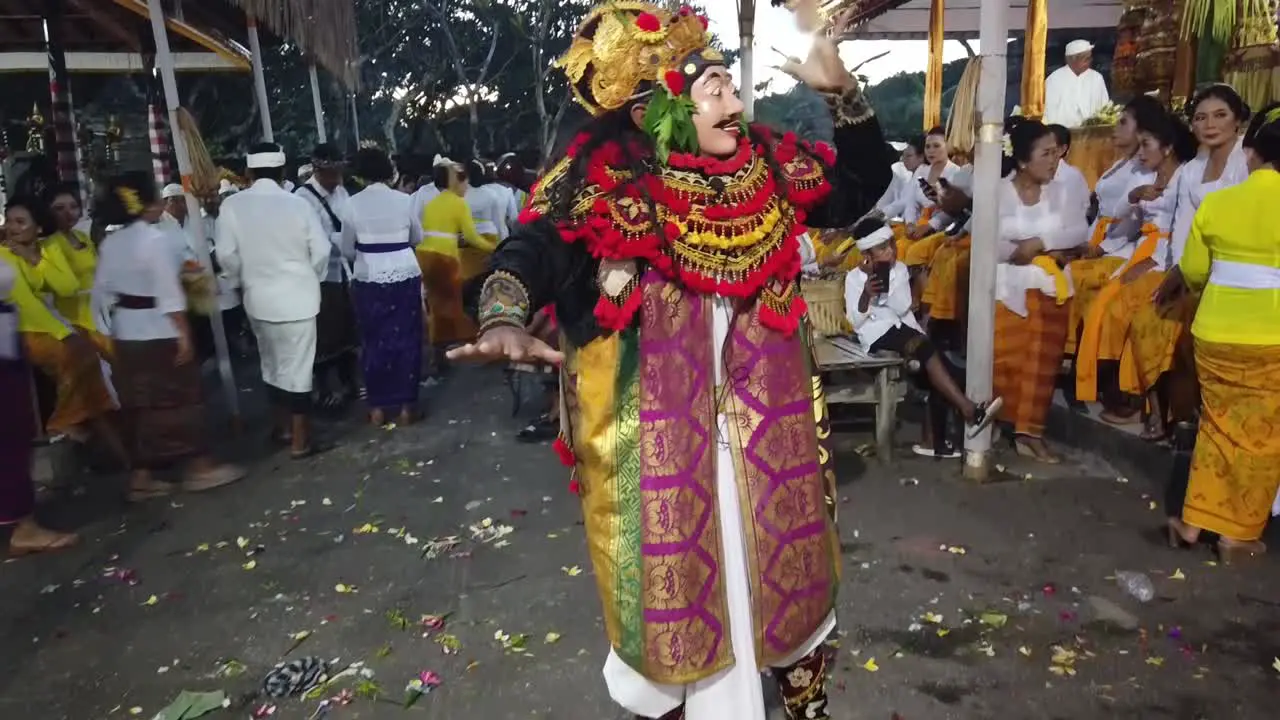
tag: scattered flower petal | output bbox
[562,565,583,577]
[1169,568,1186,581]
[335,583,357,594]
[142,595,159,606]
[242,560,257,570]
[544,632,562,644]
[861,658,879,672]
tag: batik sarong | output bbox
[113,338,208,469]
[994,291,1071,437]
[1182,340,1280,542]
[353,277,423,411]
[416,250,475,346]
[23,331,116,434]
[1065,256,1126,354]
[920,234,970,321]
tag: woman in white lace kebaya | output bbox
[341,148,425,425]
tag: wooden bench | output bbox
[812,335,907,461]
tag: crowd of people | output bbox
[0,143,534,556]
[821,83,1279,561]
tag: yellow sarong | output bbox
[1066,255,1127,355]
[920,234,971,321]
[24,331,117,434]
[1182,340,1280,541]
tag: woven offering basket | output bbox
[801,272,851,337]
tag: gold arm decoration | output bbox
[477,270,531,335]
[823,79,873,128]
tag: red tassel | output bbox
[593,284,644,330]
[568,476,581,495]
[553,435,576,467]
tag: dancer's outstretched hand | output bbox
[447,325,564,366]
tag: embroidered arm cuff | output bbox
[477,270,531,334]
[823,79,874,128]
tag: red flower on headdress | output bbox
[697,14,709,29]
[636,12,661,32]
[663,70,686,96]
[678,5,693,15]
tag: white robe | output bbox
[1042,66,1111,128]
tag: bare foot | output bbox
[1014,436,1061,464]
[128,471,175,503]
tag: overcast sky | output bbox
[701,0,979,93]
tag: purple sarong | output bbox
[352,277,423,411]
[0,303,36,523]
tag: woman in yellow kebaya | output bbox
[45,184,111,357]
[0,197,127,466]
[1167,103,1280,562]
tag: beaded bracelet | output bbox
[477,270,530,335]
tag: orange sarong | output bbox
[994,291,1072,437]
[1074,226,1167,401]
[416,250,475,346]
[1065,255,1126,355]
[1118,287,1195,395]
[1182,340,1280,542]
[458,234,498,283]
[920,234,971,321]
[23,331,116,434]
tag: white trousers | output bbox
[249,316,317,394]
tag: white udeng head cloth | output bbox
[1065,39,1093,58]
[247,150,287,169]
[161,183,185,199]
[856,226,895,251]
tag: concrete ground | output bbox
[1,366,1277,720]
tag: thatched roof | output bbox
[220,0,360,90]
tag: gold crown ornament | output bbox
[556,2,723,116]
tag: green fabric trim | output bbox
[613,326,645,669]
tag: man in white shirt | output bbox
[875,141,921,213]
[1042,40,1111,128]
[156,183,196,263]
[295,143,359,412]
[1047,123,1091,225]
[843,217,999,456]
[215,142,332,458]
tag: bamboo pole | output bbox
[963,0,1008,481]
[247,17,273,142]
[309,63,327,143]
[1019,0,1047,119]
[923,0,945,130]
[146,0,242,428]
[350,92,360,143]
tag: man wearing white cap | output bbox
[215,142,333,458]
[156,183,196,264]
[1042,40,1111,128]
[843,216,1000,456]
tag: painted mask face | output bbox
[1192,96,1240,150]
[690,66,746,158]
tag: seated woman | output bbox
[881,127,963,261]
[995,118,1089,463]
[1167,103,1280,562]
[1124,85,1253,427]
[93,173,244,500]
[45,184,111,358]
[0,260,79,556]
[1065,96,1165,420]
[1076,107,1197,436]
[915,168,973,349]
[843,216,999,457]
[418,161,497,370]
[0,197,128,468]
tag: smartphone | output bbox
[937,177,951,189]
[917,178,932,191]
[873,260,892,290]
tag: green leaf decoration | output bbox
[642,87,699,163]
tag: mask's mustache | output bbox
[715,115,743,130]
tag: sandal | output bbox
[181,465,246,493]
[966,397,1003,439]
[127,481,176,503]
[291,440,337,461]
[1140,415,1168,443]
[912,443,961,459]
[1013,435,1061,464]
[8,528,80,557]
[1217,538,1266,565]
[1098,409,1140,426]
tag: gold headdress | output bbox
[556,2,722,117]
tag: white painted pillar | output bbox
[309,63,327,143]
[247,18,273,142]
[962,0,1009,481]
[146,0,241,425]
[738,1,755,120]
[350,92,360,142]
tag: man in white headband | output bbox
[155,182,196,265]
[214,141,334,458]
[843,217,1000,457]
[1043,39,1111,128]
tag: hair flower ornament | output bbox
[1001,132,1013,159]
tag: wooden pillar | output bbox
[41,0,87,206]
[963,0,1009,480]
[1020,0,1048,119]
[924,0,946,130]
[247,17,273,142]
[145,0,242,427]
[309,64,327,143]
[1170,1,1198,105]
